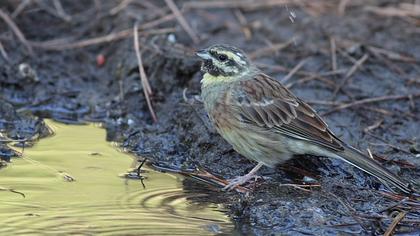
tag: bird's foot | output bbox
[222,173,261,191]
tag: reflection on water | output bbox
[0,120,234,235]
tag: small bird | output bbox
[196,44,413,194]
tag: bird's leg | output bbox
[223,163,264,191]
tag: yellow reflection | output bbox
[0,120,232,235]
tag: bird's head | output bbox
[196,45,251,78]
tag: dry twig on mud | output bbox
[248,38,295,59]
[367,46,417,63]
[279,183,320,192]
[363,119,383,133]
[183,0,296,10]
[109,0,134,15]
[29,27,175,50]
[233,9,252,40]
[366,132,412,155]
[11,0,32,18]
[364,4,420,18]
[164,0,199,44]
[0,9,34,55]
[383,211,407,236]
[281,59,307,83]
[52,0,72,22]
[0,40,9,62]
[322,93,420,116]
[332,53,369,97]
[133,22,158,123]
[330,37,337,71]
[138,13,177,30]
[337,0,350,16]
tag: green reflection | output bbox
[0,120,233,235]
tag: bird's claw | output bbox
[222,174,261,191]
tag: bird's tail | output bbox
[338,145,413,194]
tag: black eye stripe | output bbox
[209,50,230,62]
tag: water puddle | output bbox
[0,120,234,235]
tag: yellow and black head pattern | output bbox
[196,45,250,77]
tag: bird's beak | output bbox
[196,49,211,60]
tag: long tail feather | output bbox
[338,145,413,194]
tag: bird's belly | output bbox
[217,127,294,167]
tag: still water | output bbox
[0,120,234,235]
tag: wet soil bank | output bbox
[1,1,420,235]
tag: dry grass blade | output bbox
[333,53,369,97]
[133,22,157,123]
[233,9,252,39]
[323,93,420,116]
[281,59,307,83]
[383,211,407,236]
[337,0,350,16]
[0,9,34,55]
[330,37,337,71]
[249,38,295,59]
[11,0,32,18]
[279,183,320,192]
[0,40,9,62]
[164,0,199,44]
[367,46,417,63]
[52,0,71,22]
[109,0,134,15]
[183,0,293,10]
[139,13,177,30]
[363,119,383,133]
[365,4,420,18]
[29,27,175,50]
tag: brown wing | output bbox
[231,74,344,152]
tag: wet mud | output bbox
[1,0,420,235]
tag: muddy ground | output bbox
[1,0,420,235]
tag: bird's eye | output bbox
[218,54,228,62]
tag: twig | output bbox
[29,27,175,50]
[322,93,420,116]
[367,46,417,63]
[138,0,167,16]
[138,13,176,31]
[249,38,295,59]
[365,5,420,18]
[378,197,409,213]
[183,0,294,10]
[333,53,369,97]
[383,211,407,236]
[281,59,307,83]
[324,191,370,232]
[0,9,34,55]
[133,22,158,123]
[366,132,412,154]
[52,0,72,22]
[0,40,9,62]
[164,0,199,44]
[279,183,320,192]
[363,119,383,133]
[330,37,337,71]
[337,0,350,16]
[11,0,32,18]
[233,9,251,40]
[255,62,346,77]
[109,0,134,15]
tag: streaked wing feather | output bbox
[232,74,344,151]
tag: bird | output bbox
[196,44,413,194]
